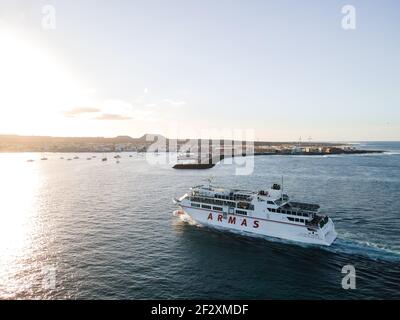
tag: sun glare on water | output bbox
[0,154,41,298]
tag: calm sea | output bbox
[0,142,399,299]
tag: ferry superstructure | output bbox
[174,183,337,246]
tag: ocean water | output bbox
[0,142,399,299]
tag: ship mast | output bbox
[207,176,213,187]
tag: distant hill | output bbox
[0,133,172,152]
[137,134,166,142]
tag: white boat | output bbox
[174,183,337,246]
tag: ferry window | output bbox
[213,206,223,211]
[295,218,299,222]
[288,217,294,221]
[277,209,281,213]
[236,210,247,216]
[267,201,274,205]
[281,210,286,214]
[191,203,200,208]
[201,204,211,209]
[271,209,276,212]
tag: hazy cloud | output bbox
[95,113,132,120]
[163,99,187,107]
[132,96,145,105]
[63,97,165,122]
[64,107,101,117]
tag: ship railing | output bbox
[289,201,320,212]
[189,196,236,207]
[282,208,314,219]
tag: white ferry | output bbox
[174,183,337,246]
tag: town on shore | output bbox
[0,133,382,156]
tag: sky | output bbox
[0,0,399,141]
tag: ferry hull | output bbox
[180,206,337,246]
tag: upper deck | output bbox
[185,184,321,220]
[190,184,284,202]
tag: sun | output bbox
[0,28,87,135]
